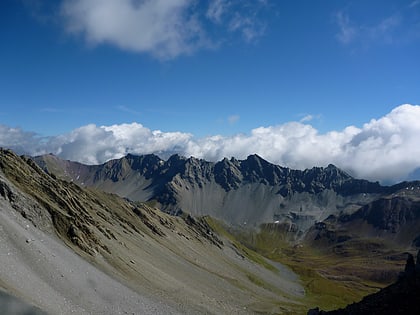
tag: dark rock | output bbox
[412,235,420,247]
[307,307,320,315]
[404,253,416,277]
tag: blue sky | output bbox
[0,0,420,183]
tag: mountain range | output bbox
[34,152,420,247]
[1,148,419,314]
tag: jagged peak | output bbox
[217,157,234,166]
[246,153,265,161]
[167,153,187,162]
[303,163,353,180]
[324,163,352,177]
[185,156,210,165]
[123,153,164,167]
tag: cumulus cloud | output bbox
[60,0,269,59]
[61,0,205,59]
[46,123,193,164]
[0,125,48,156]
[1,105,420,184]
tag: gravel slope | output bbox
[0,198,182,315]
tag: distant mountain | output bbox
[33,153,419,238]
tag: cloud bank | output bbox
[1,104,420,184]
[61,0,268,59]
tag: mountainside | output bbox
[34,153,402,236]
[1,149,308,314]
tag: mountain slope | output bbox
[1,149,306,314]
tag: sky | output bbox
[0,0,420,184]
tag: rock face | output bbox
[308,251,420,315]
[33,153,420,236]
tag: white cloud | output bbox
[61,0,207,60]
[1,105,420,184]
[46,123,193,164]
[0,125,48,156]
[339,104,420,181]
[60,0,268,59]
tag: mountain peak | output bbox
[246,153,265,161]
